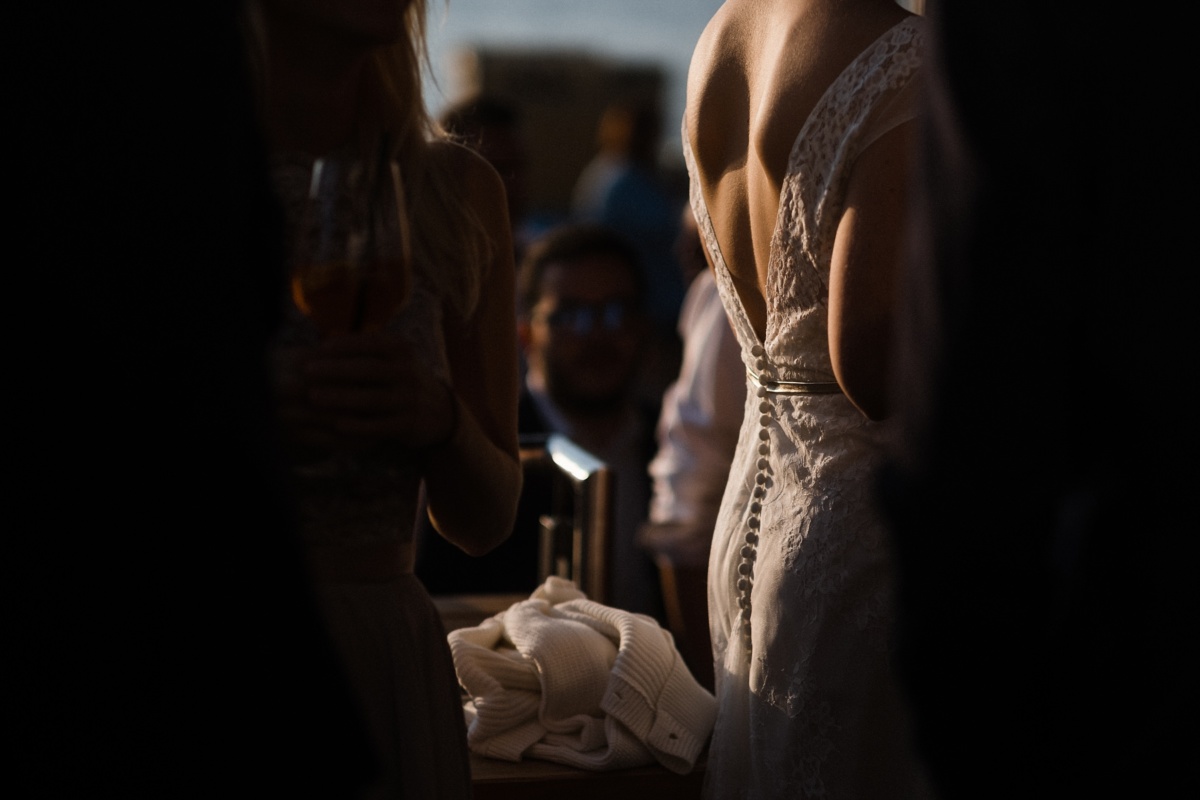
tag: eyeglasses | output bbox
[536,300,636,335]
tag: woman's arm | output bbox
[828,119,915,421]
[423,144,522,556]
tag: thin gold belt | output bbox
[749,370,843,395]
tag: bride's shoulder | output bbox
[685,3,756,145]
[688,1,751,84]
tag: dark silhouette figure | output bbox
[12,3,377,796]
[881,3,1198,798]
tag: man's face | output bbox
[523,255,644,414]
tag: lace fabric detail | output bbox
[684,17,928,800]
[767,18,924,381]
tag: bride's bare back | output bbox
[685,0,914,418]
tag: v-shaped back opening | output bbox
[683,15,920,359]
[681,128,765,361]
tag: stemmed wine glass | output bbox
[288,138,412,336]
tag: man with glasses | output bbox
[515,223,664,622]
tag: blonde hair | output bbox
[372,0,490,320]
[247,0,491,321]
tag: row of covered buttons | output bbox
[739,344,773,655]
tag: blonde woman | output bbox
[684,1,929,797]
[253,1,520,797]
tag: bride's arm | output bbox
[828,119,915,421]
[423,145,522,556]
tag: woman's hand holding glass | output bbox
[289,145,411,337]
[275,143,457,456]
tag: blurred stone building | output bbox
[443,46,685,225]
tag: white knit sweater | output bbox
[448,577,716,773]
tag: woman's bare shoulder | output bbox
[428,138,510,230]
[686,3,758,171]
[687,2,750,112]
[427,138,503,193]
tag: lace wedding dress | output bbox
[683,18,929,800]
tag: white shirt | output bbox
[646,271,746,562]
